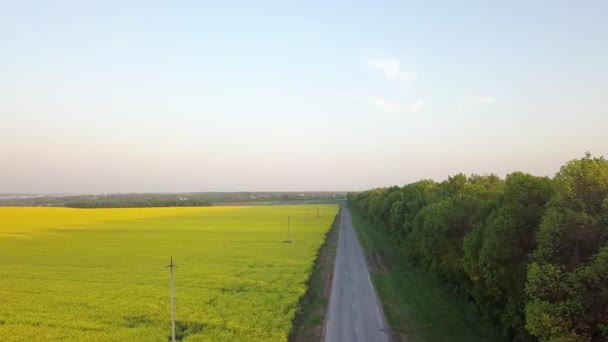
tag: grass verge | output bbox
[348,204,505,342]
[289,207,341,341]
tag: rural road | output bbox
[325,205,389,342]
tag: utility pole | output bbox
[167,256,177,342]
[287,216,291,242]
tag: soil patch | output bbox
[368,249,391,273]
[388,330,408,342]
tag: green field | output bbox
[0,205,338,341]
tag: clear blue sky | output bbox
[1,1,607,193]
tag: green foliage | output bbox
[406,175,504,288]
[535,154,608,269]
[464,173,553,340]
[349,153,608,342]
[398,180,440,242]
[526,154,608,341]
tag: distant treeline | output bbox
[64,200,212,208]
[0,192,346,207]
[349,153,608,342]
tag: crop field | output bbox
[0,204,339,341]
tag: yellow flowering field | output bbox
[0,205,338,341]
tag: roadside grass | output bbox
[289,207,340,342]
[348,205,506,342]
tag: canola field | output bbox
[0,205,339,341]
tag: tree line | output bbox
[64,199,212,208]
[348,153,608,341]
[0,192,346,207]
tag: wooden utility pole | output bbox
[287,216,291,242]
[167,256,176,342]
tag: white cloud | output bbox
[335,92,425,115]
[367,97,401,114]
[333,91,360,101]
[408,99,425,113]
[462,95,496,106]
[365,97,425,115]
[367,57,416,82]
[456,95,495,113]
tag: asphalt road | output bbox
[325,205,389,342]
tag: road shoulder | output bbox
[289,207,341,342]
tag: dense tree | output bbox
[408,175,504,287]
[376,186,402,226]
[400,180,440,241]
[463,172,553,340]
[349,154,608,342]
[526,154,608,341]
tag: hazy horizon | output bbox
[2,2,607,193]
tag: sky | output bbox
[1,1,607,193]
